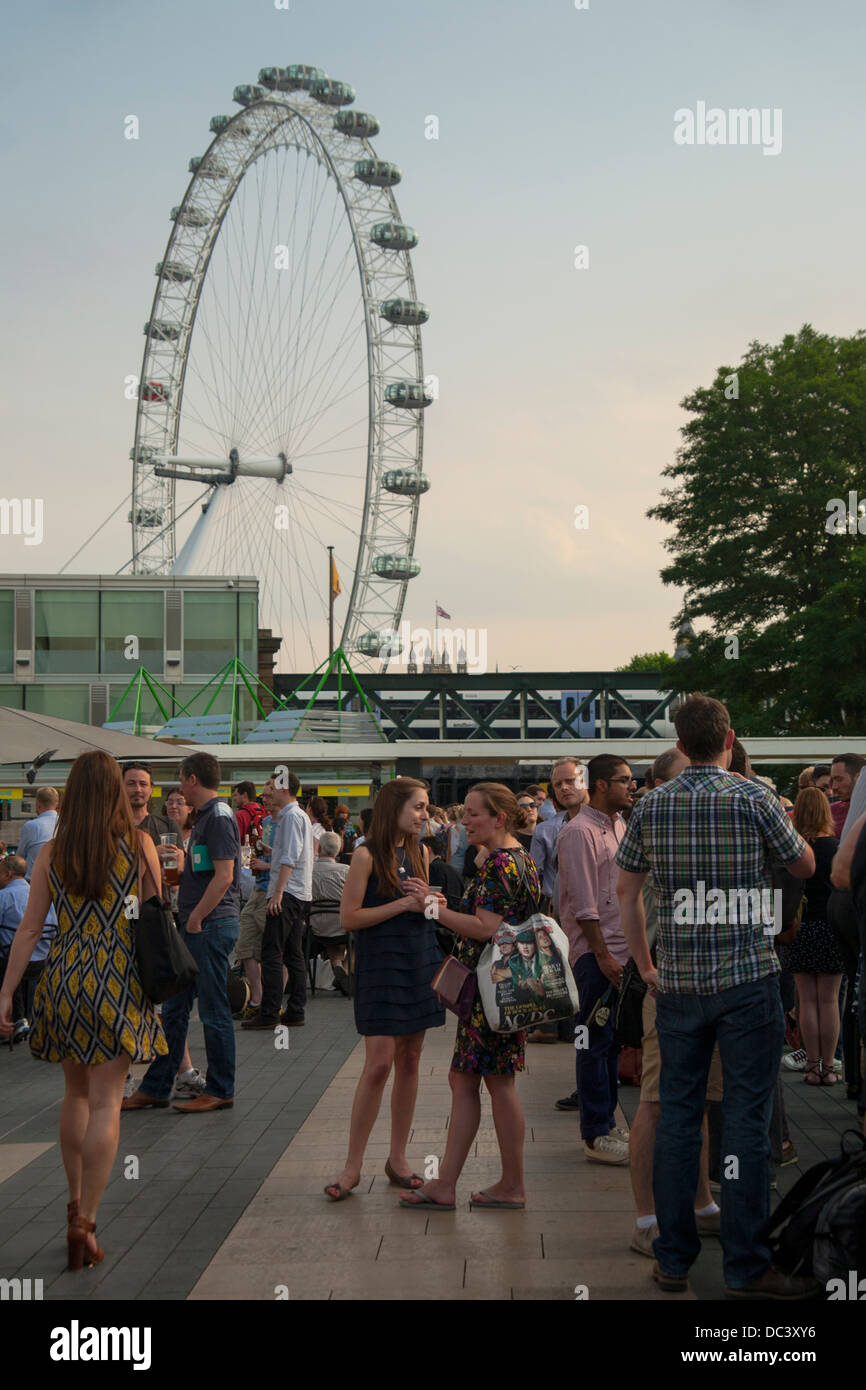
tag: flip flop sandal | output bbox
[324,1181,358,1202]
[385,1159,424,1189]
[470,1189,525,1210]
[398,1191,456,1210]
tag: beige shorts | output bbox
[640,991,723,1104]
[236,889,268,962]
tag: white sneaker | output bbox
[123,1071,139,1099]
[584,1134,629,1165]
[172,1068,206,1100]
[832,1058,843,1073]
[610,1127,630,1143]
[781,1049,807,1071]
[630,1221,659,1256]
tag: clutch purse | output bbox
[431,955,477,1021]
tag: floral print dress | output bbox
[451,846,541,1075]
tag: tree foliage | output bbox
[616,651,677,673]
[649,325,866,734]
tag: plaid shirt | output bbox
[615,766,807,995]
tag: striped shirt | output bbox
[615,766,807,995]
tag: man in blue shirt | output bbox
[243,766,312,1030]
[123,752,241,1113]
[0,855,56,1031]
[16,788,59,877]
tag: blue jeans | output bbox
[573,952,621,1142]
[140,917,240,1101]
[653,973,784,1288]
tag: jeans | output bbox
[140,916,239,1101]
[260,893,306,1021]
[654,973,784,1288]
[573,952,621,1142]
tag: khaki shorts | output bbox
[236,889,268,962]
[640,990,723,1104]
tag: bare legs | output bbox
[327,1032,426,1194]
[61,1055,129,1255]
[630,1100,714,1218]
[242,957,262,1007]
[389,1034,424,1177]
[404,1069,526,1206]
[796,972,843,1078]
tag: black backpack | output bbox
[761,1130,866,1286]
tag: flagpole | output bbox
[434,598,438,666]
[328,546,334,658]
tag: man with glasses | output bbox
[555,755,636,1162]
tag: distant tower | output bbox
[408,644,417,675]
[423,641,433,673]
[457,640,467,674]
[674,617,696,662]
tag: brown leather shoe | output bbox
[121,1091,170,1110]
[172,1093,234,1112]
[725,1265,821,1300]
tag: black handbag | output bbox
[613,957,648,1047]
[133,859,199,1003]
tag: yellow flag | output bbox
[330,556,341,598]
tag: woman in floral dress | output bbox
[400,782,540,1211]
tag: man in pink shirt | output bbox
[555,754,636,1164]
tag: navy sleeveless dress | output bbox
[354,846,446,1036]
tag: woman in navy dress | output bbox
[324,777,445,1200]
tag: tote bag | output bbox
[477,913,579,1035]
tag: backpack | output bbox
[761,1130,866,1285]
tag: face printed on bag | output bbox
[516,940,537,961]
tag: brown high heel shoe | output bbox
[67,1216,104,1271]
[67,1199,79,1222]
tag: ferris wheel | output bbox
[128,65,432,671]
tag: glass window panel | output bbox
[25,684,90,723]
[35,591,98,675]
[238,592,258,669]
[183,592,238,675]
[0,684,23,709]
[0,592,13,673]
[101,591,164,675]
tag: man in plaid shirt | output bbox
[616,694,817,1299]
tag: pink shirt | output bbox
[556,805,630,967]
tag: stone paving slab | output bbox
[1,989,859,1302]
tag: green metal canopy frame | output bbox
[283,647,387,743]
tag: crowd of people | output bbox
[1,700,864,1297]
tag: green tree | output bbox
[649,325,866,734]
[616,652,677,673]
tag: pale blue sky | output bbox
[2,0,864,669]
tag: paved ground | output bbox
[0,991,860,1301]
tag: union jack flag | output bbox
[436,605,450,619]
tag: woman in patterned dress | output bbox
[0,751,167,1270]
[400,782,541,1211]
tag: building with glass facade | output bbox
[0,575,259,725]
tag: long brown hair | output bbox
[52,751,139,899]
[792,787,834,842]
[308,795,333,832]
[367,778,427,897]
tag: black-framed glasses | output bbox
[609,776,637,786]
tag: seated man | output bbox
[0,855,56,1036]
[311,832,350,994]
